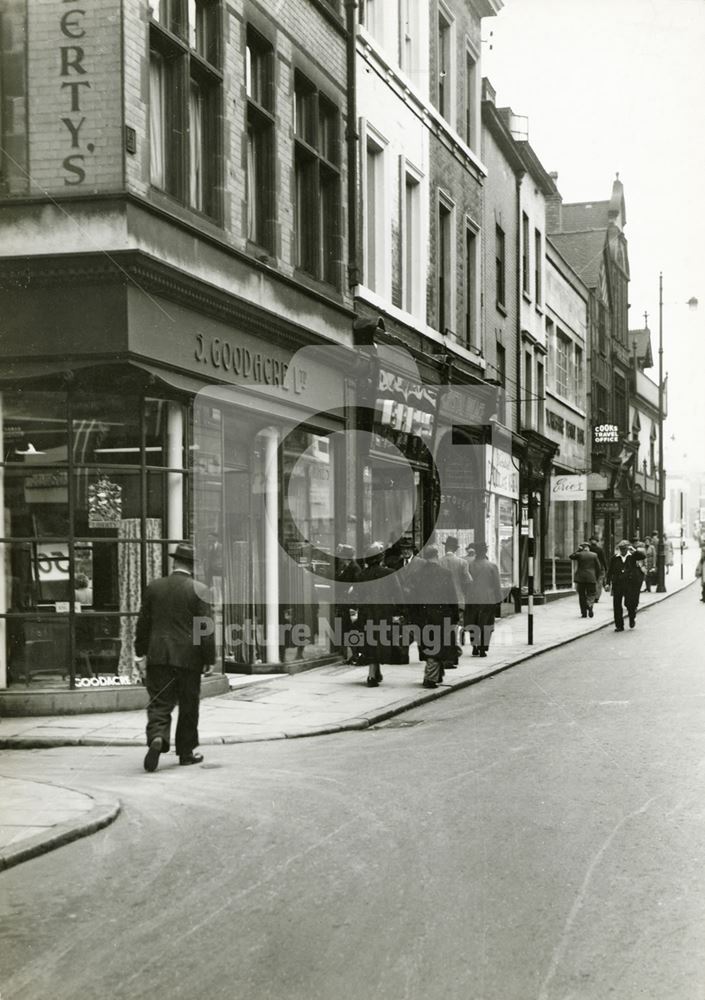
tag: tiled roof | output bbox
[560,201,610,231]
[629,327,653,368]
[549,230,606,289]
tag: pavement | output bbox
[1,554,700,871]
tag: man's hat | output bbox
[444,535,459,550]
[336,543,355,559]
[465,543,476,552]
[364,541,385,559]
[617,539,630,548]
[170,542,195,563]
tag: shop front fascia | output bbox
[485,441,521,599]
[520,430,559,599]
[0,253,356,691]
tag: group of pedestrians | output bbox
[570,536,664,632]
[334,535,503,690]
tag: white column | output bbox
[262,427,280,664]
[0,392,5,689]
[167,403,184,550]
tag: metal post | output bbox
[527,501,534,646]
[657,273,666,592]
[680,490,683,580]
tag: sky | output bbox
[483,0,705,477]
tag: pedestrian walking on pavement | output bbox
[569,542,601,618]
[464,542,503,657]
[355,541,405,686]
[695,545,705,602]
[663,534,674,575]
[643,535,657,592]
[605,539,646,632]
[135,542,216,772]
[333,543,362,664]
[439,535,472,665]
[588,536,607,603]
[410,544,458,688]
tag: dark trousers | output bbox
[466,605,496,652]
[145,664,201,755]
[612,584,640,629]
[577,582,596,616]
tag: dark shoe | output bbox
[629,617,636,629]
[471,648,480,657]
[615,626,624,632]
[479,650,487,657]
[366,677,379,687]
[179,752,204,766]
[588,607,594,618]
[422,681,437,689]
[144,736,163,773]
[445,664,458,669]
[581,613,587,618]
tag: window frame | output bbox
[294,70,342,288]
[148,1,223,222]
[464,217,479,350]
[522,211,530,298]
[245,25,275,252]
[495,224,506,310]
[437,4,455,124]
[437,193,455,336]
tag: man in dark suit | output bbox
[409,545,458,688]
[605,539,646,632]
[135,542,216,771]
[588,536,607,602]
[439,535,472,665]
[570,542,602,618]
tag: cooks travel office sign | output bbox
[29,1,121,191]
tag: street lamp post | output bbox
[656,273,666,592]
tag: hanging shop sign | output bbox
[593,499,623,515]
[487,447,520,499]
[594,423,619,444]
[372,368,437,463]
[550,474,587,502]
[88,475,122,529]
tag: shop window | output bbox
[246,26,275,251]
[294,73,341,287]
[280,427,338,664]
[0,389,190,690]
[149,1,222,221]
[0,0,28,195]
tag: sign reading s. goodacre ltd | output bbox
[594,423,619,444]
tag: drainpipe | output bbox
[345,1,360,289]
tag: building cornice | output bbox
[0,250,355,355]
